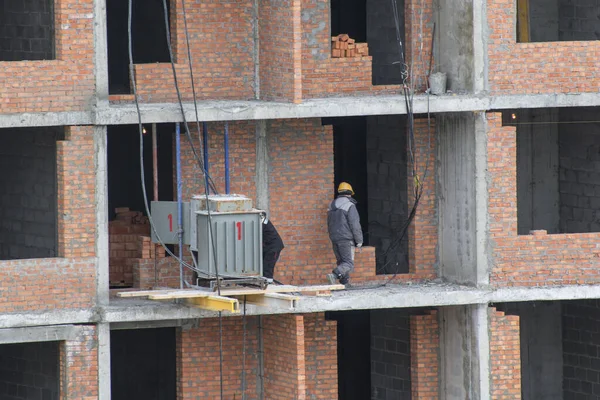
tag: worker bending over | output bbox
[326,182,363,288]
[261,212,284,284]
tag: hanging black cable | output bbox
[127,0,195,270]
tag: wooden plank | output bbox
[219,284,345,296]
[517,0,530,43]
[116,284,345,300]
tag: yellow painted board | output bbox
[185,295,240,313]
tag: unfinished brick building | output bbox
[1,0,600,398]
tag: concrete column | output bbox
[439,305,490,400]
[93,0,109,107]
[95,126,109,306]
[472,0,489,92]
[438,112,489,286]
[97,323,112,400]
[255,120,269,213]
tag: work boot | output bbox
[326,273,338,285]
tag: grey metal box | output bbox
[150,201,191,245]
[195,210,263,278]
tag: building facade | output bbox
[0,0,599,398]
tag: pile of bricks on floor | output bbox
[331,34,369,58]
[109,207,165,287]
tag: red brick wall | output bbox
[407,118,437,278]
[299,0,433,99]
[177,317,260,400]
[133,0,255,102]
[57,126,96,259]
[487,0,600,95]
[404,0,435,91]
[410,310,439,399]
[268,119,337,285]
[0,0,94,113]
[180,122,256,202]
[487,112,600,286]
[60,326,98,399]
[263,315,306,399]
[490,308,521,399]
[0,258,95,313]
[304,313,338,399]
[259,0,302,102]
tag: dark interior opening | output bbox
[107,124,174,221]
[325,115,409,275]
[330,0,405,85]
[328,310,371,400]
[498,300,600,400]
[111,328,177,400]
[325,116,369,243]
[0,0,55,61]
[519,0,600,43]
[329,309,413,400]
[506,107,600,235]
[0,341,60,400]
[0,127,64,260]
[106,0,171,94]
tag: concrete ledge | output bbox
[99,93,600,124]
[4,283,600,329]
[0,325,81,344]
[2,92,600,128]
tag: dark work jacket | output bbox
[327,196,363,244]
[263,220,284,253]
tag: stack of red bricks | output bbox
[109,207,165,287]
[331,34,369,58]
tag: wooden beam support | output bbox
[234,293,299,309]
[185,295,240,313]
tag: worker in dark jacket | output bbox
[261,212,284,283]
[326,182,363,287]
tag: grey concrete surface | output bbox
[438,113,489,285]
[0,325,78,344]
[255,120,269,213]
[94,0,110,107]
[4,282,600,329]
[435,0,474,92]
[439,305,490,399]
[3,93,600,129]
[95,126,110,306]
[97,323,111,400]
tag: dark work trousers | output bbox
[332,241,355,284]
[263,250,281,279]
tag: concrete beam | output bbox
[2,93,600,129]
[4,283,600,329]
[96,93,600,125]
[0,325,80,344]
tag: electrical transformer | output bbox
[192,195,263,278]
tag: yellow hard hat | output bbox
[337,182,354,195]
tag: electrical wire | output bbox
[128,0,195,271]
[159,1,227,398]
[159,0,220,196]
[348,0,434,291]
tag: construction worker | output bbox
[261,212,284,284]
[326,182,363,287]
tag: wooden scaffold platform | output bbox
[116,284,345,313]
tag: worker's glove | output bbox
[356,243,363,248]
